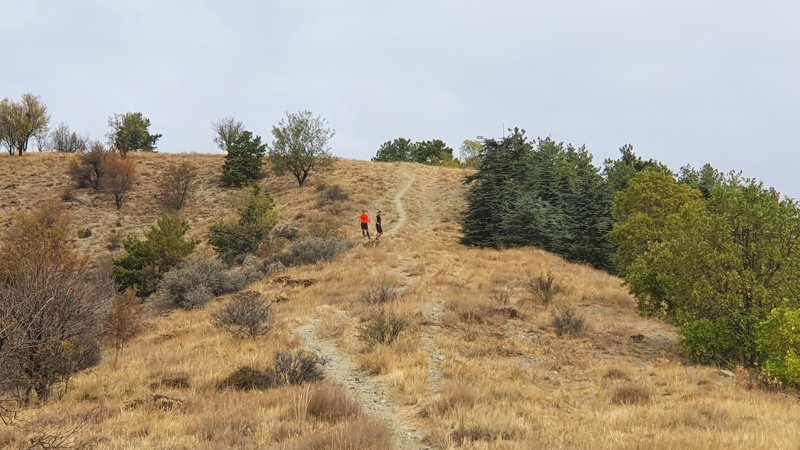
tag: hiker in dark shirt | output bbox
[375,210,383,240]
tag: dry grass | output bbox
[1,153,799,449]
[306,383,361,423]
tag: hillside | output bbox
[1,153,799,449]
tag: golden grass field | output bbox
[1,152,799,449]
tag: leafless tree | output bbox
[102,289,143,369]
[0,206,112,406]
[212,116,244,152]
[68,142,106,189]
[102,152,137,209]
[50,123,89,153]
[158,161,198,210]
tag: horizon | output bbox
[2,0,798,198]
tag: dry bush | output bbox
[270,350,327,386]
[158,161,197,211]
[0,206,112,405]
[611,384,652,405]
[67,142,105,189]
[361,283,401,305]
[304,215,342,239]
[273,225,301,241]
[213,291,275,340]
[156,260,245,309]
[526,270,564,305]
[102,152,137,209]
[274,237,353,267]
[217,366,274,391]
[490,287,514,306]
[445,297,496,324]
[219,350,326,391]
[24,422,95,450]
[357,310,409,348]
[291,418,393,450]
[316,184,349,209]
[552,308,585,337]
[101,289,143,369]
[307,384,361,423]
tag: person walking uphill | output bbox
[360,209,371,239]
[375,210,383,240]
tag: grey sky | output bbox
[2,0,798,197]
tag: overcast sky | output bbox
[2,0,798,197]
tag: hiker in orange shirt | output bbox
[360,209,371,239]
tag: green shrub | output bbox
[221,131,266,187]
[357,310,408,348]
[113,216,196,297]
[156,260,245,309]
[209,186,277,264]
[679,317,741,365]
[274,237,353,267]
[758,306,800,386]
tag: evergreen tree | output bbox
[462,129,532,247]
[372,138,415,162]
[221,130,266,187]
[113,216,196,297]
[603,144,670,194]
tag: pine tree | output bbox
[221,131,266,187]
[462,129,532,247]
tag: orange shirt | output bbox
[360,213,369,224]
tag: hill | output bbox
[0,153,798,449]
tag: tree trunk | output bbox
[35,383,50,403]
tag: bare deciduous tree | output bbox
[102,289,143,370]
[212,116,244,152]
[102,152,137,209]
[0,206,112,405]
[158,161,198,211]
[68,142,106,189]
[50,123,90,153]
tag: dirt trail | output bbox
[294,167,435,449]
[297,320,427,449]
[292,165,459,448]
[386,169,415,237]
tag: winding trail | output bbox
[294,168,431,449]
[293,166,451,449]
[386,169,415,237]
[297,320,427,449]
